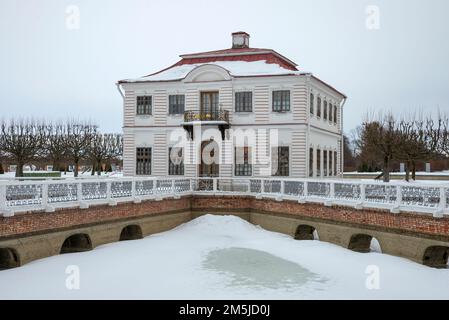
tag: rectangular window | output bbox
[169,95,185,115]
[136,96,152,115]
[317,97,321,118]
[323,100,328,120]
[329,151,333,176]
[316,149,321,177]
[310,93,314,115]
[309,147,314,177]
[136,147,151,175]
[272,146,289,176]
[168,147,184,175]
[329,103,333,122]
[324,150,328,176]
[235,92,252,112]
[334,105,338,125]
[272,90,290,112]
[234,147,252,176]
[334,151,338,176]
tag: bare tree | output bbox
[360,113,399,182]
[439,115,449,160]
[396,118,425,181]
[88,134,110,176]
[65,120,97,177]
[88,133,123,175]
[0,119,46,177]
[0,150,5,174]
[106,133,123,171]
[397,115,442,180]
[44,122,69,171]
[343,134,357,172]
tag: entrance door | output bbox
[199,140,219,177]
[200,92,219,120]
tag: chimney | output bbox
[232,32,250,49]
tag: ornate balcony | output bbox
[182,109,230,140]
[183,109,229,123]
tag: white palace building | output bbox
[117,32,346,179]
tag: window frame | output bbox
[316,148,321,177]
[234,146,252,176]
[323,149,328,176]
[235,91,253,113]
[309,93,314,115]
[168,94,185,115]
[168,147,184,176]
[272,146,290,176]
[323,100,328,120]
[334,150,338,175]
[272,90,291,112]
[136,147,151,175]
[136,96,152,116]
[309,147,314,177]
[316,96,322,118]
[334,105,338,125]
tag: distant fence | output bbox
[1,177,448,217]
[343,172,449,181]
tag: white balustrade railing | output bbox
[0,177,448,218]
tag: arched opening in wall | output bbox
[294,225,319,240]
[423,246,449,268]
[60,233,93,254]
[120,225,143,241]
[348,234,382,253]
[0,248,20,270]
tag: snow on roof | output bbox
[121,60,309,83]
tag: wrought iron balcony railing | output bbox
[184,109,229,123]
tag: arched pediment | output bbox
[183,64,232,83]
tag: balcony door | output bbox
[199,140,219,177]
[200,92,219,120]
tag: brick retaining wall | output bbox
[1,195,449,240]
[0,197,191,239]
[191,196,449,240]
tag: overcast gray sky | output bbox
[1,0,448,133]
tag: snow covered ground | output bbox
[0,214,448,300]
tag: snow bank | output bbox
[0,214,448,300]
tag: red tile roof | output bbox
[179,47,298,71]
[173,53,296,71]
[118,40,346,99]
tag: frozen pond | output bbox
[203,247,325,290]
[0,214,448,299]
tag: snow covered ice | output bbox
[0,214,448,299]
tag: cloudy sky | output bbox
[1,0,448,133]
